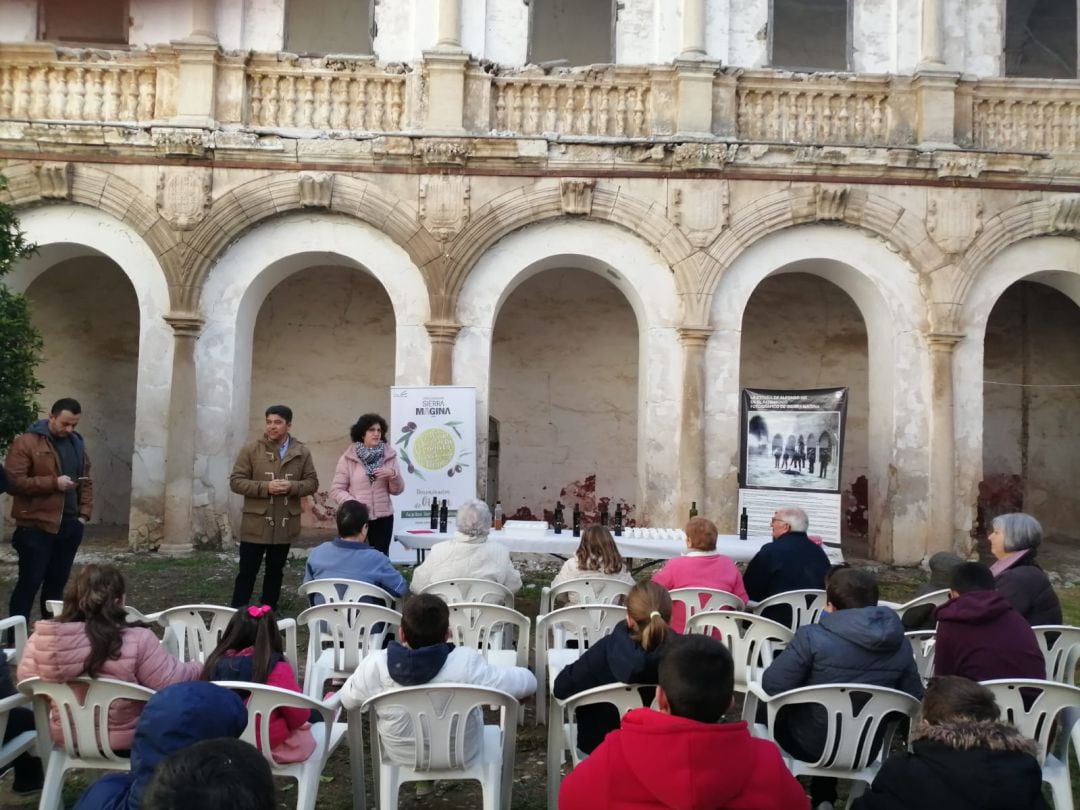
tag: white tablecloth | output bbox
[394,527,775,563]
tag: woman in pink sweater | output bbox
[330,413,404,557]
[651,517,748,632]
[17,564,202,751]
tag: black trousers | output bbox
[366,515,395,556]
[2,706,42,790]
[8,518,84,623]
[231,542,290,609]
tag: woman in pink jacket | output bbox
[17,564,202,751]
[331,413,404,556]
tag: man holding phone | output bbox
[4,397,93,623]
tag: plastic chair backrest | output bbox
[761,683,921,771]
[560,682,651,765]
[541,577,632,612]
[1031,626,1080,685]
[298,603,402,673]
[537,604,626,650]
[669,588,746,622]
[212,681,341,762]
[893,589,950,621]
[446,603,531,668]
[420,579,515,607]
[753,589,827,631]
[981,679,1080,765]
[0,615,28,665]
[361,684,518,772]
[46,600,154,625]
[20,677,155,763]
[686,611,793,689]
[156,604,237,663]
[905,630,937,683]
[299,579,400,608]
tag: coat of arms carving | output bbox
[419,176,470,241]
[157,169,211,230]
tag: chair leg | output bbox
[483,773,501,810]
[380,768,399,810]
[295,773,319,810]
[38,756,66,810]
[547,699,563,809]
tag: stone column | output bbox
[927,332,963,555]
[678,326,711,524]
[160,314,204,554]
[918,0,944,69]
[436,0,463,50]
[680,0,707,58]
[426,321,461,385]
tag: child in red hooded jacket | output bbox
[559,633,809,810]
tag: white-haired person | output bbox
[988,512,1061,626]
[742,506,831,626]
[409,499,523,593]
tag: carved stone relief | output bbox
[420,139,472,167]
[298,171,334,208]
[36,162,73,199]
[1050,197,1080,233]
[559,179,595,216]
[815,185,849,221]
[419,175,470,241]
[156,168,212,230]
[927,190,983,255]
[669,181,729,247]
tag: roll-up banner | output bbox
[390,386,478,533]
[738,387,848,563]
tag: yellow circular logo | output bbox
[411,428,456,470]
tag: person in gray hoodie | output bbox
[761,566,924,810]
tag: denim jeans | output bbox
[8,518,84,623]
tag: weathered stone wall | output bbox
[24,257,139,527]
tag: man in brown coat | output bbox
[229,404,318,608]
[4,397,93,623]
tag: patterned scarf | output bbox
[355,441,385,483]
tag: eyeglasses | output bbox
[770,516,787,524]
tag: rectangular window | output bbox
[284,0,374,56]
[1005,0,1077,78]
[39,0,128,45]
[529,0,615,66]
[770,0,850,71]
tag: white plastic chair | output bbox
[45,599,160,625]
[1031,625,1080,685]
[446,603,531,669]
[539,577,633,614]
[297,603,402,698]
[744,681,921,807]
[155,604,298,668]
[361,684,519,810]
[420,578,516,608]
[881,589,950,626]
[904,630,937,684]
[213,681,348,810]
[685,611,793,694]
[0,618,35,790]
[547,682,651,808]
[0,615,29,666]
[299,578,401,610]
[752,589,828,631]
[20,677,155,810]
[668,588,747,626]
[535,604,626,725]
[982,678,1080,810]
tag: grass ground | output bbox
[0,549,1077,809]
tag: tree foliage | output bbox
[0,175,41,455]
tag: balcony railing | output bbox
[961,79,1080,153]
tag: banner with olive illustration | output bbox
[390,386,478,529]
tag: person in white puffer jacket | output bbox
[338,593,536,766]
[409,499,523,593]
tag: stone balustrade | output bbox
[243,54,410,132]
[0,44,172,124]
[962,79,1080,153]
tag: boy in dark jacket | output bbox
[559,634,809,810]
[761,566,924,810]
[851,676,1049,810]
[933,562,1046,682]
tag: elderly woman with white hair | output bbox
[989,512,1062,625]
[409,499,523,593]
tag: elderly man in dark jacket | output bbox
[761,566,924,810]
[933,562,1045,682]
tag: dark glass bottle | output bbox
[599,500,609,527]
[739,507,749,540]
[572,503,581,537]
[553,501,564,535]
[613,502,623,536]
[689,501,698,519]
[438,499,448,533]
[429,499,439,530]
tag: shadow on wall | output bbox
[972,473,1024,558]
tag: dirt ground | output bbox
[0,529,1077,808]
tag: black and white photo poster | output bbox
[738,388,848,562]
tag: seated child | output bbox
[652,517,748,632]
[852,676,1049,810]
[559,633,809,810]
[553,581,676,754]
[550,526,635,605]
[202,605,315,764]
[143,738,276,810]
[761,565,924,810]
[339,593,536,766]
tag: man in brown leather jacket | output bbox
[229,404,318,608]
[4,397,93,623]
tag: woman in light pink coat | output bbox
[331,413,404,556]
[17,564,201,751]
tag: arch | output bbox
[195,213,432,523]
[180,173,444,311]
[453,218,683,525]
[705,224,932,564]
[5,204,174,543]
[953,236,1080,548]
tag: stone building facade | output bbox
[1,0,1078,563]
